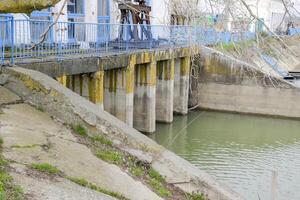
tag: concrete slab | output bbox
[10,163,117,200]
[0,104,162,200]
[0,86,20,105]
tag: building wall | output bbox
[151,0,170,25]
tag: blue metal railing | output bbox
[0,15,14,65]
[0,17,256,64]
[288,28,300,36]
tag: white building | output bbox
[1,0,299,48]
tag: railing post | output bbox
[10,16,14,65]
[125,24,129,51]
[0,19,3,65]
[106,24,109,52]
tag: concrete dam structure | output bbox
[17,44,300,133]
[18,47,194,133]
[3,42,300,200]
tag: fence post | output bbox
[10,16,14,65]
[125,24,129,51]
[0,19,3,65]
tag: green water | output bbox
[150,111,300,200]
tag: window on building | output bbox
[67,0,85,42]
[30,8,53,43]
[68,0,84,15]
[98,0,110,23]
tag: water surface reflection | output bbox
[150,111,300,200]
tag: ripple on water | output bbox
[151,111,300,200]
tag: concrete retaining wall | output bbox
[190,47,300,119]
[1,67,243,200]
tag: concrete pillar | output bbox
[174,57,190,115]
[56,75,67,87]
[104,63,134,126]
[74,75,81,95]
[133,61,156,133]
[90,71,104,109]
[81,74,90,99]
[66,75,73,90]
[156,59,175,123]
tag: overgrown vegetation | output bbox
[0,137,24,200]
[67,177,129,200]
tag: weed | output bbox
[90,135,113,146]
[37,106,44,112]
[95,150,123,165]
[129,166,144,177]
[148,178,171,198]
[67,177,129,200]
[147,168,171,197]
[67,177,88,187]
[0,155,24,199]
[149,168,164,182]
[0,138,3,147]
[72,124,88,137]
[185,192,207,200]
[30,163,60,175]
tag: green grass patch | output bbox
[148,168,164,182]
[0,150,24,199]
[90,135,113,146]
[148,178,171,198]
[147,168,171,198]
[67,177,129,200]
[129,166,144,177]
[67,177,89,187]
[95,150,123,165]
[72,124,88,137]
[30,163,61,175]
[0,138,3,147]
[185,192,207,200]
[37,106,44,112]
[11,144,40,149]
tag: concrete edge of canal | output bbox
[189,47,300,120]
[0,66,244,200]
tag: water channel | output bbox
[150,111,300,200]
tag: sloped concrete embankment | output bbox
[190,47,300,119]
[0,86,162,200]
[0,66,243,200]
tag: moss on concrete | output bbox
[11,144,40,149]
